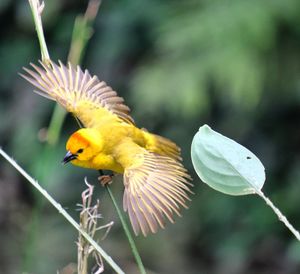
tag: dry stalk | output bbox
[77,178,114,274]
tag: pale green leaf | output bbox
[191,125,265,195]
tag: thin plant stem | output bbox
[46,106,66,145]
[105,185,147,274]
[256,189,300,241]
[0,148,125,274]
[28,0,50,63]
[67,0,101,66]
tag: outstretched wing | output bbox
[116,141,193,236]
[20,60,134,127]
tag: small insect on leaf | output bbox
[191,125,266,195]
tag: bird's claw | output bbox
[98,175,113,186]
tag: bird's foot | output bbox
[98,175,114,186]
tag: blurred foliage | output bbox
[1,0,300,273]
[132,0,300,118]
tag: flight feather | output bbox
[20,60,135,127]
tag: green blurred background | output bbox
[1,0,300,273]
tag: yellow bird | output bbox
[21,60,193,236]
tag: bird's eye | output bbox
[77,148,84,154]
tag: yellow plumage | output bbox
[21,60,193,236]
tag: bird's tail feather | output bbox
[143,131,182,160]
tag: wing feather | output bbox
[20,60,135,127]
[122,150,193,236]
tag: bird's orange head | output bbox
[63,128,103,165]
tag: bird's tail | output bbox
[142,130,182,160]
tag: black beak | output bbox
[62,151,77,164]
